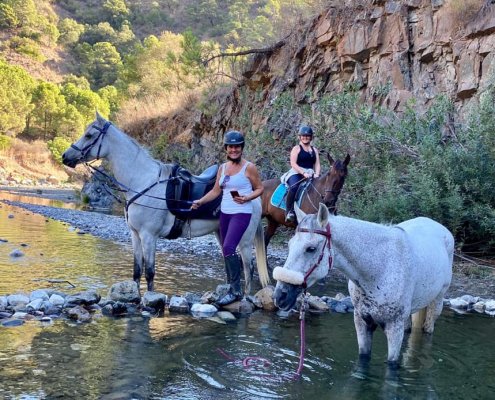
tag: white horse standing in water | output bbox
[273,203,454,367]
[62,113,269,294]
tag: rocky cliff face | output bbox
[129,0,495,166]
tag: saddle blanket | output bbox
[270,184,304,211]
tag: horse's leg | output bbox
[238,242,252,296]
[353,312,376,361]
[423,291,446,333]
[383,319,406,368]
[141,232,158,292]
[264,219,279,248]
[131,230,144,290]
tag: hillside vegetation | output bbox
[1,0,495,256]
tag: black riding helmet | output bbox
[223,130,245,148]
[298,125,314,137]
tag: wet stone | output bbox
[108,281,140,303]
[0,311,13,319]
[65,290,101,306]
[9,249,24,257]
[2,319,24,327]
[142,291,168,312]
[168,296,189,313]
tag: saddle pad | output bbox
[270,184,288,210]
[270,183,307,211]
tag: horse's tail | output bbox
[254,220,270,287]
[411,308,427,330]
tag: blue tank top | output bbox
[297,145,316,169]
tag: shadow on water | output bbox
[1,198,495,399]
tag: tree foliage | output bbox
[0,59,35,136]
[248,86,495,254]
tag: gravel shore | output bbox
[2,198,495,300]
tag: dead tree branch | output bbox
[202,36,289,66]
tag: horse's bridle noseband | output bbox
[70,121,112,161]
[297,223,333,288]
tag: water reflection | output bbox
[1,201,495,399]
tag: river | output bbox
[0,192,494,399]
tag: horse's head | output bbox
[273,203,332,311]
[62,112,112,168]
[319,153,350,213]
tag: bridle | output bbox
[296,222,333,289]
[70,121,112,162]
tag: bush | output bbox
[244,85,495,254]
[0,135,13,151]
[47,136,71,164]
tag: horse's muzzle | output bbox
[273,282,302,311]
[62,151,79,168]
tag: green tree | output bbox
[102,0,129,28]
[61,82,110,125]
[58,18,85,46]
[29,81,67,139]
[0,59,35,136]
[82,42,123,89]
[47,136,72,164]
[98,85,120,115]
[0,3,19,28]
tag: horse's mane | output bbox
[103,118,174,175]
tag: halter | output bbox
[70,121,112,161]
[296,222,333,289]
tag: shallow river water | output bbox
[0,195,494,399]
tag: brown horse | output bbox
[261,153,350,247]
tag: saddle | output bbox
[166,164,221,223]
[270,180,311,211]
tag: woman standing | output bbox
[191,130,264,305]
[284,125,321,223]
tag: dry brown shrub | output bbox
[115,90,201,129]
[444,0,484,30]
[0,139,69,182]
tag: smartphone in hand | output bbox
[230,190,240,198]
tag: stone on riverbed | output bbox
[65,305,92,322]
[7,293,29,309]
[220,298,255,314]
[9,249,24,257]
[142,291,168,312]
[254,286,276,311]
[65,290,101,307]
[30,289,49,302]
[191,303,218,317]
[169,295,189,313]
[108,281,140,303]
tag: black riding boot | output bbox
[217,254,243,306]
[285,189,297,223]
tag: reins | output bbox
[295,222,333,377]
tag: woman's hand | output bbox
[303,172,312,179]
[191,199,202,209]
[234,195,249,204]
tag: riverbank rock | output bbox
[108,281,140,303]
[3,281,495,329]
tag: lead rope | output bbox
[294,292,310,378]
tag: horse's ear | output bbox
[317,203,329,227]
[326,151,335,165]
[344,153,351,166]
[95,110,105,124]
[294,203,306,222]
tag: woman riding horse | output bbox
[282,125,321,223]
